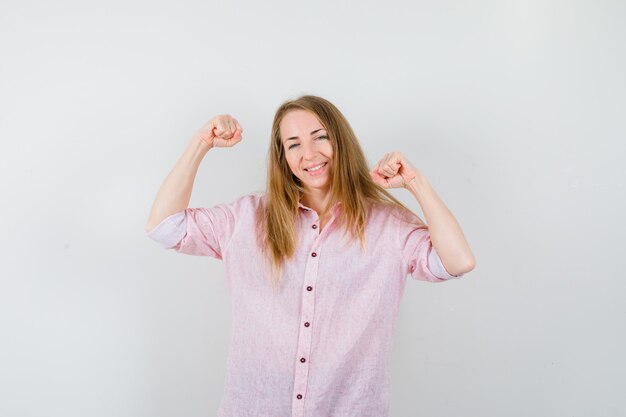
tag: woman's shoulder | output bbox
[210,191,267,214]
[236,190,266,203]
[366,199,422,226]
[366,198,400,216]
[226,190,266,202]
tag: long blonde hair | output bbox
[255,94,426,290]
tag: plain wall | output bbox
[1,0,624,416]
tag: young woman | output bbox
[145,95,475,417]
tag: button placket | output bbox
[291,207,340,416]
[291,238,323,417]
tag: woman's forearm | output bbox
[405,171,476,276]
[145,136,212,232]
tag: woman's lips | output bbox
[304,162,327,176]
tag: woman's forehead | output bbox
[280,110,325,138]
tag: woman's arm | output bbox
[145,114,243,233]
[404,171,475,276]
[370,151,475,277]
[145,136,211,233]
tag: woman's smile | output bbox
[304,162,328,176]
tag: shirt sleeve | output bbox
[397,214,464,282]
[145,196,244,259]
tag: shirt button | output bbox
[304,322,310,327]
[300,357,306,363]
[311,252,317,257]
[306,286,313,291]
[312,224,317,229]
[297,394,303,399]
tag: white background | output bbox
[1,0,624,416]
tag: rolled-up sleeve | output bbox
[427,244,463,280]
[146,211,187,250]
[145,196,243,259]
[397,214,463,282]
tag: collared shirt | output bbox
[146,192,465,417]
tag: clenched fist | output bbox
[370,151,418,189]
[194,114,243,149]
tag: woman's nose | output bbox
[302,142,317,159]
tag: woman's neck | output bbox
[300,188,332,215]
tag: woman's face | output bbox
[280,109,333,192]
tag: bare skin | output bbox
[279,109,334,219]
[145,111,475,276]
[145,114,243,233]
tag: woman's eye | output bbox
[288,136,327,150]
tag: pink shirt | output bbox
[146,192,465,417]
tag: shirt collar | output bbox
[298,198,342,213]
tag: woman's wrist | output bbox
[169,136,210,174]
[403,170,428,192]
[190,134,213,152]
[184,135,212,163]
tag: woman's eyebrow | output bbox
[285,128,325,141]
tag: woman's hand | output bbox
[194,114,243,149]
[370,151,419,189]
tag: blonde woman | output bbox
[145,95,475,417]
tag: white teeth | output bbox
[305,162,325,172]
